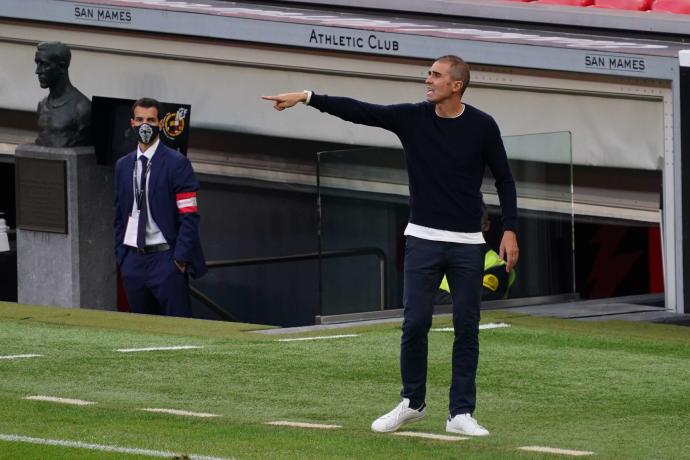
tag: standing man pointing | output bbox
[263,55,518,436]
[114,97,206,317]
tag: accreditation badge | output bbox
[123,210,140,248]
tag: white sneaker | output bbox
[371,398,426,433]
[446,413,490,436]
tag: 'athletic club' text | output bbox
[309,29,399,52]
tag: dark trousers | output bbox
[120,249,192,317]
[400,236,484,416]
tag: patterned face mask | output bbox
[132,123,159,144]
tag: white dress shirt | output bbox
[128,137,167,246]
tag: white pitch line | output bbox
[0,354,43,360]
[393,431,468,441]
[276,334,359,342]
[141,408,219,418]
[432,323,511,332]
[480,322,511,330]
[0,434,234,460]
[518,446,595,456]
[115,345,203,353]
[266,421,342,429]
[23,396,95,406]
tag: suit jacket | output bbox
[114,142,207,279]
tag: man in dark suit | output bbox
[114,97,206,317]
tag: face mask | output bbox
[132,123,160,144]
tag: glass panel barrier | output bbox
[317,132,574,318]
[487,132,575,299]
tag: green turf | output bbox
[0,301,688,459]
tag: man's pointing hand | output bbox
[261,92,308,111]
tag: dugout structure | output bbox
[0,0,688,323]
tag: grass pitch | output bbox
[0,301,688,459]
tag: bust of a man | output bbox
[34,41,91,147]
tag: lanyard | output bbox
[133,157,152,210]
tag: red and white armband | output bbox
[176,192,198,214]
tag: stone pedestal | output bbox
[15,144,115,310]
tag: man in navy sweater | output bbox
[263,55,518,436]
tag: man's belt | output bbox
[130,243,170,254]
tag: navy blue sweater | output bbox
[310,94,517,233]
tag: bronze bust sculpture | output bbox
[34,42,91,147]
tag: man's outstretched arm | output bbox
[262,91,406,132]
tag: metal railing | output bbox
[190,247,388,322]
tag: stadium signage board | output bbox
[585,54,646,73]
[308,28,400,53]
[0,0,682,79]
[73,3,131,23]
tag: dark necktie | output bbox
[136,156,148,250]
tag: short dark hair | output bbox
[435,55,470,95]
[131,97,164,120]
[36,41,71,68]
